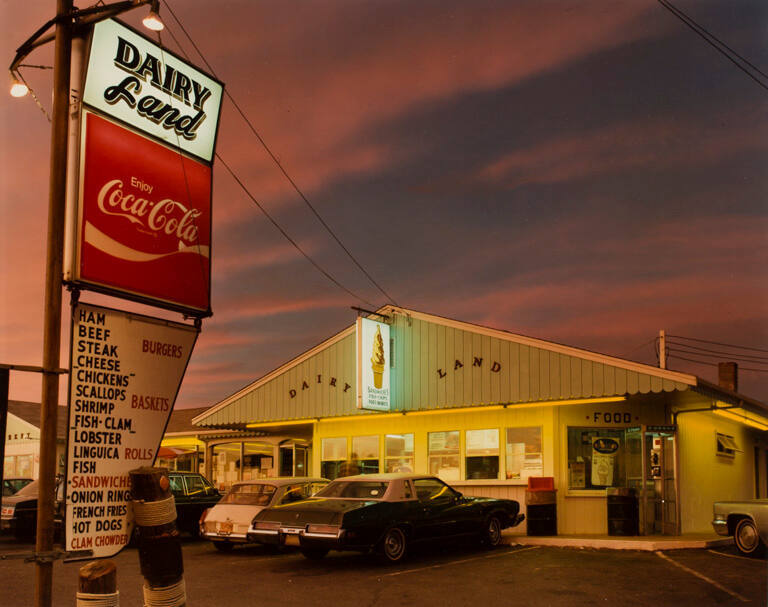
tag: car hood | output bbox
[255,498,376,525]
[2,494,37,508]
[208,504,264,525]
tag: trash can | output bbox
[606,487,638,536]
[525,477,557,536]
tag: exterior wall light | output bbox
[9,72,29,97]
[142,0,164,31]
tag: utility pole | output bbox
[659,329,666,370]
[35,1,72,606]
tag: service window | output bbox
[352,435,380,474]
[505,427,543,481]
[428,431,460,482]
[321,437,347,480]
[385,434,414,473]
[567,427,625,490]
[465,429,500,480]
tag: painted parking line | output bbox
[707,548,767,563]
[655,551,749,603]
[382,546,540,577]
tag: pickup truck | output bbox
[712,499,768,557]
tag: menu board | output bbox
[65,302,197,559]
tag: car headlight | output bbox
[306,524,340,534]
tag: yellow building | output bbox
[190,307,768,536]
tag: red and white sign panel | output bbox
[73,111,212,314]
[65,302,198,559]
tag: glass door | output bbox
[641,428,677,535]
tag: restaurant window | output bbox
[212,443,241,490]
[716,432,739,458]
[505,427,543,481]
[385,434,414,473]
[321,437,347,480]
[465,429,500,480]
[428,431,460,482]
[567,428,626,490]
[243,442,273,480]
[352,435,380,474]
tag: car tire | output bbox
[480,515,502,548]
[379,526,408,564]
[734,518,766,557]
[213,541,234,552]
[300,547,329,560]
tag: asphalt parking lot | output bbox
[1,535,765,606]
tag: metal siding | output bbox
[463,331,473,405]
[615,368,627,394]
[428,321,438,407]
[604,364,616,396]
[420,320,430,408]
[626,370,639,395]
[445,326,455,406]
[650,374,663,393]
[490,335,501,403]
[570,357,581,396]
[529,345,540,401]
[560,353,570,399]
[509,342,520,402]
[539,349,550,401]
[638,372,651,394]
[519,344,530,402]
[582,359,593,396]
[411,318,421,410]
[499,339,510,403]
[472,333,483,404]
[592,361,604,397]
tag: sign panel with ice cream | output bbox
[357,317,391,411]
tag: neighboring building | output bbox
[3,401,68,479]
[191,306,768,536]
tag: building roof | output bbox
[7,400,68,439]
[194,306,767,429]
[165,406,211,433]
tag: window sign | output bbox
[567,428,626,490]
[505,427,543,481]
[357,317,390,411]
[83,19,223,162]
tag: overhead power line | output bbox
[657,0,768,93]
[667,353,768,374]
[161,0,400,307]
[667,334,768,355]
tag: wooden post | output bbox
[130,467,186,606]
[77,561,118,607]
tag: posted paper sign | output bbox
[357,317,390,411]
[65,302,197,559]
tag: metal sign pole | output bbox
[35,1,72,606]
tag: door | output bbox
[413,478,462,540]
[279,446,294,477]
[641,429,677,535]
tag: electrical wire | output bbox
[667,353,768,374]
[667,334,768,355]
[666,341,768,364]
[157,12,378,309]
[656,0,768,93]
[160,0,400,307]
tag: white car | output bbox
[200,477,328,552]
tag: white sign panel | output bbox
[65,302,197,559]
[357,317,391,411]
[83,19,223,162]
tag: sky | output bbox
[1,0,767,409]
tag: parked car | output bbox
[3,477,34,496]
[167,471,221,536]
[712,499,768,557]
[0,477,64,540]
[248,473,525,563]
[200,477,329,552]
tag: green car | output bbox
[167,472,221,536]
[248,473,524,563]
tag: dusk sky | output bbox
[1,0,767,409]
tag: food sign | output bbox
[357,317,391,411]
[65,302,197,559]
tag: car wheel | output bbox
[379,526,408,564]
[734,518,766,557]
[300,547,329,560]
[213,541,234,552]
[481,515,502,548]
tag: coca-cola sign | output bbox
[83,19,223,162]
[69,111,212,314]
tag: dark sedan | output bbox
[1,478,64,540]
[248,473,524,563]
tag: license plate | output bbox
[284,535,300,547]
[218,521,233,535]
[1,506,14,517]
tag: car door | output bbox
[413,478,462,541]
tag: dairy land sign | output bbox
[65,302,197,559]
[83,19,223,162]
[68,111,212,313]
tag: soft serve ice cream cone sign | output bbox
[358,317,391,411]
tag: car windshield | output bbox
[220,484,277,506]
[314,480,389,500]
[14,480,39,497]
